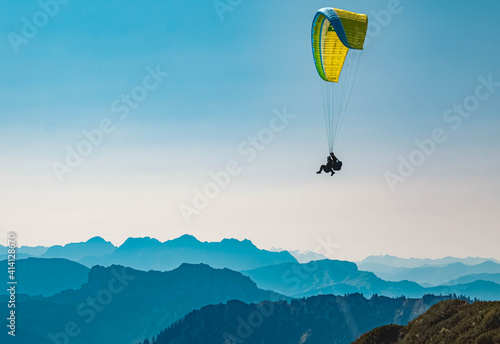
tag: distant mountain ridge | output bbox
[357,256,500,277]
[145,294,458,344]
[0,257,89,297]
[0,244,48,260]
[4,238,500,300]
[6,257,499,301]
[269,247,328,263]
[242,260,500,301]
[40,236,116,261]
[444,272,500,285]
[7,235,297,272]
[377,260,500,286]
[6,238,499,275]
[0,244,48,257]
[79,235,297,271]
[358,255,500,268]
[1,238,499,344]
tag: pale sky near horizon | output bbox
[1,0,499,261]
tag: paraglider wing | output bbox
[311,8,368,152]
[312,8,368,82]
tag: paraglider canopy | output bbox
[312,8,368,82]
[311,8,368,152]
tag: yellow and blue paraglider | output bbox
[312,8,368,154]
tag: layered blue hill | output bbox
[376,261,500,286]
[242,260,500,300]
[40,236,116,261]
[0,263,287,344]
[358,255,498,269]
[0,257,89,297]
[444,272,500,285]
[143,294,458,344]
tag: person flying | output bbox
[316,152,342,176]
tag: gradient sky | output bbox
[1,0,499,261]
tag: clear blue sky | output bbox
[1,0,499,260]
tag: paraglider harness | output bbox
[329,153,342,171]
[332,159,342,171]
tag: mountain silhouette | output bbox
[0,257,89,297]
[0,263,287,344]
[353,299,500,344]
[145,294,457,344]
[0,244,48,257]
[80,235,297,271]
[0,252,34,260]
[40,236,116,261]
[270,247,328,263]
[444,272,500,285]
[378,261,500,286]
[241,260,424,298]
[18,244,48,256]
[241,260,500,300]
[0,243,48,260]
[358,255,499,269]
